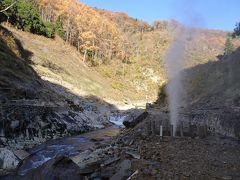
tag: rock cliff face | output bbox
[0,103,113,150]
[177,109,240,138]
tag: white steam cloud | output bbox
[164,1,204,135]
[165,27,188,135]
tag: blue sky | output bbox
[80,0,240,31]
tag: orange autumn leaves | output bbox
[35,0,129,64]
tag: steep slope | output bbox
[0,25,122,151]
[179,48,240,137]
[35,0,127,64]
[2,25,125,102]
[184,48,240,109]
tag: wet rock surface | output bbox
[0,97,131,176]
[3,157,84,180]
[0,148,19,171]
[123,110,148,128]
[0,99,127,151]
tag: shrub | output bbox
[44,22,55,38]
[156,83,167,104]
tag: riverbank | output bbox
[2,108,240,180]
[0,125,122,178]
[0,103,146,177]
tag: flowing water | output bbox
[16,114,126,176]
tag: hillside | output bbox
[4,0,237,102]
[94,10,240,101]
[0,24,135,109]
[181,47,240,137]
[1,0,240,103]
[1,0,240,107]
[1,25,121,100]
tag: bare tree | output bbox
[0,1,17,13]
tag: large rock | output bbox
[13,150,30,161]
[0,104,110,149]
[0,148,19,170]
[3,157,84,180]
[110,160,132,180]
[70,148,108,174]
[123,111,148,128]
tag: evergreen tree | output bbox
[232,22,240,38]
[14,0,45,34]
[0,0,58,38]
[224,36,235,55]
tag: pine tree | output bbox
[0,0,57,38]
[224,36,235,55]
[233,22,240,38]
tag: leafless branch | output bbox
[127,170,139,180]
[0,1,17,13]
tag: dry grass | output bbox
[4,25,125,101]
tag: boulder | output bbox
[123,111,148,128]
[70,149,105,174]
[18,157,84,180]
[13,150,30,161]
[0,148,19,170]
[110,160,132,180]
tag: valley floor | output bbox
[120,131,240,179]
[103,109,240,180]
[2,109,240,180]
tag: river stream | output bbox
[16,114,126,176]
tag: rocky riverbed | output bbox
[1,108,240,180]
[0,97,140,176]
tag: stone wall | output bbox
[179,108,240,138]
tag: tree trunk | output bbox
[66,19,70,43]
[77,41,80,52]
[94,50,98,65]
[83,49,87,62]
[122,63,125,78]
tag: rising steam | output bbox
[164,0,204,135]
[165,27,189,135]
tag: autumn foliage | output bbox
[34,0,129,64]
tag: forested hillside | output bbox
[1,0,240,102]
